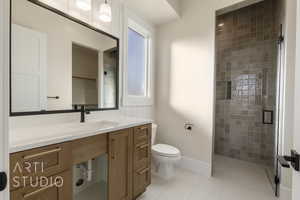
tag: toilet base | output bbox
[152,155,181,180]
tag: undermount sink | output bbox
[69,120,119,131]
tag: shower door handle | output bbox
[277,150,300,171]
[277,156,290,168]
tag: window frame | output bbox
[123,14,154,106]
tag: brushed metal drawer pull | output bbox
[138,167,150,175]
[138,144,149,149]
[139,127,148,131]
[23,184,55,198]
[23,148,62,160]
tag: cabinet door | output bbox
[108,129,133,200]
[10,170,72,200]
[133,167,151,198]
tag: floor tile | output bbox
[137,155,277,200]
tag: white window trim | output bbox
[122,8,154,107]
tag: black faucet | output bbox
[80,105,90,123]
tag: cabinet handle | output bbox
[23,148,62,160]
[138,167,150,175]
[139,127,148,131]
[137,144,149,150]
[111,139,116,160]
[23,184,56,198]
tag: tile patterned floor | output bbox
[137,155,277,200]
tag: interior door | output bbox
[292,1,300,199]
[0,0,10,199]
[11,24,47,112]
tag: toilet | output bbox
[151,124,181,179]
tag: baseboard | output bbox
[176,156,211,177]
[280,185,292,200]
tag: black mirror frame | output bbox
[9,0,119,117]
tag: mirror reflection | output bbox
[11,0,118,114]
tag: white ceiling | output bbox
[123,0,180,26]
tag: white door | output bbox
[11,24,47,112]
[293,1,300,199]
[0,0,10,199]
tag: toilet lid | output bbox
[152,144,180,157]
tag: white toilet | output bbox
[151,124,181,179]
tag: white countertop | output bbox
[10,117,152,153]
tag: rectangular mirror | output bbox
[10,0,119,116]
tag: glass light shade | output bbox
[75,0,91,11]
[99,2,112,22]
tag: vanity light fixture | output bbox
[99,0,112,22]
[76,0,92,11]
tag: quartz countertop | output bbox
[10,117,152,153]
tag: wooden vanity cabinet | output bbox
[10,124,152,200]
[10,170,72,200]
[10,142,72,191]
[132,124,152,199]
[72,133,108,165]
[108,124,152,200]
[108,129,133,200]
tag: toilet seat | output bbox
[152,144,180,157]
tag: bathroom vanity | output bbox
[9,121,152,200]
[8,0,152,199]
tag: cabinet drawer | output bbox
[133,167,151,199]
[133,124,152,146]
[10,142,72,190]
[72,133,108,165]
[11,170,72,200]
[133,143,151,170]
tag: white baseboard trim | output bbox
[176,156,211,177]
[280,185,292,200]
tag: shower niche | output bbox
[73,154,108,200]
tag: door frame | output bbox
[292,1,300,199]
[0,0,10,199]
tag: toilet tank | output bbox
[151,123,158,145]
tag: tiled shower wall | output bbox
[214,0,278,166]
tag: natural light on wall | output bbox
[170,39,212,120]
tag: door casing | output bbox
[292,1,300,199]
[0,0,10,199]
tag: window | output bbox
[127,28,147,96]
[124,18,153,106]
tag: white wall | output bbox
[280,0,297,198]
[155,0,250,174]
[166,0,181,16]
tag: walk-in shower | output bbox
[214,0,283,196]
